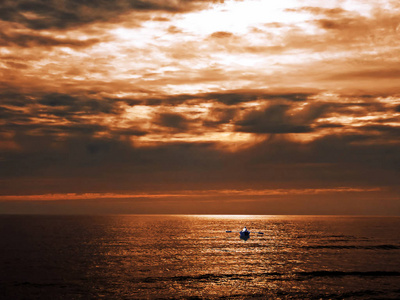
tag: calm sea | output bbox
[1,215,399,299]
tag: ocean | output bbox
[1,215,399,299]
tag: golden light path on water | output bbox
[1,215,400,298]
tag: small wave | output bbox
[213,288,400,300]
[140,272,285,283]
[297,271,400,279]
[304,244,400,250]
[139,270,400,284]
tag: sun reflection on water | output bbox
[2,215,399,299]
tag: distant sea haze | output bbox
[1,215,400,299]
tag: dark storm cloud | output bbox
[0,92,129,139]
[1,119,107,138]
[315,123,344,129]
[37,93,121,115]
[0,105,35,127]
[0,106,22,119]
[0,91,31,107]
[87,90,316,110]
[304,133,400,172]
[154,112,190,130]
[111,128,147,136]
[0,0,224,30]
[234,103,328,134]
[233,132,400,189]
[38,93,76,106]
[0,133,226,195]
[204,91,260,105]
[1,127,399,197]
[0,91,128,117]
[202,91,313,105]
[0,31,99,48]
[137,90,318,132]
[144,94,195,106]
[47,123,107,135]
[0,89,398,199]
[144,90,315,106]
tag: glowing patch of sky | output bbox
[176,0,306,35]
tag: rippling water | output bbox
[1,215,400,299]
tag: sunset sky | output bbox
[0,0,399,214]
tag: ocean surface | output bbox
[1,215,400,299]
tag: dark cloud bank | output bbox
[0,89,399,215]
[0,0,223,30]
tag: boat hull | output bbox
[240,231,250,240]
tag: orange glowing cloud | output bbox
[0,187,383,201]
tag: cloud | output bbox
[286,6,367,31]
[2,89,397,152]
[153,112,191,130]
[111,128,147,137]
[0,91,138,145]
[0,0,224,30]
[202,107,236,127]
[0,187,383,201]
[1,91,398,208]
[38,93,76,106]
[327,67,400,80]
[136,90,315,106]
[210,31,234,38]
[0,30,99,48]
[360,125,400,138]
[1,126,399,198]
[202,91,314,105]
[203,91,261,105]
[285,7,347,16]
[234,103,328,134]
[37,93,123,115]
